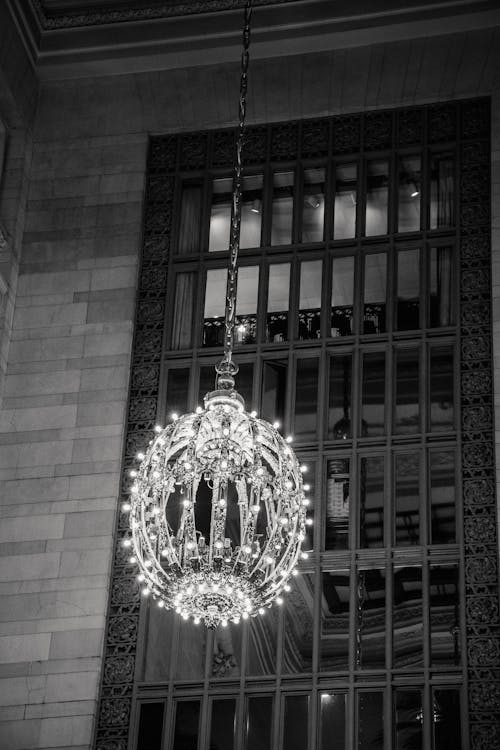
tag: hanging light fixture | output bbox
[123,0,309,629]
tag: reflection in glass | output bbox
[199,363,253,409]
[393,567,423,667]
[430,450,456,544]
[365,160,389,236]
[358,692,383,750]
[235,266,259,345]
[320,572,350,671]
[394,690,423,750]
[246,608,279,676]
[430,247,453,327]
[398,155,421,232]
[267,263,290,342]
[430,346,454,432]
[246,696,273,750]
[328,355,352,439]
[175,620,206,679]
[363,254,386,334]
[395,453,420,546]
[395,348,420,434]
[271,171,294,245]
[283,695,309,750]
[325,459,349,550]
[209,175,263,251]
[302,168,325,242]
[211,623,242,679]
[362,352,385,436]
[430,564,460,666]
[178,182,202,255]
[137,702,164,750]
[320,694,346,750]
[357,569,386,669]
[261,360,287,426]
[294,358,319,438]
[331,256,354,337]
[203,268,227,346]
[143,604,174,681]
[166,368,189,418]
[299,260,322,339]
[360,456,384,548]
[302,461,315,550]
[172,701,200,750]
[397,249,420,330]
[210,699,236,750]
[172,272,196,349]
[282,574,314,674]
[433,689,462,750]
[430,154,454,229]
[334,163,357,239]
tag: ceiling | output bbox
[8,0,500,80]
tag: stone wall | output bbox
[0,23,499,750]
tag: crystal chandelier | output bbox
[123,0,309,629]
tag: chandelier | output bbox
[123,0,309,629]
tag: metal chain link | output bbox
[215,0,253,388]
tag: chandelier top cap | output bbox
[203,388,245,412]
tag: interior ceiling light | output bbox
[123,0,308,629]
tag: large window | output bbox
[109,102,495,750]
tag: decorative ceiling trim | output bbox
[30,0,296,29]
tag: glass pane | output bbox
[430,155,454,229]
[398,155,421,232]
[320,694,346,750]
[320,571,350,671]
[360,457,384,548]
[394,690,423,750]
[235,266,259,345]
[328,355,352,439]
[261,360,287,426]
[166,368,189,418]
[282,573,314,675]
[178,183,202,255]
[172,701,200,750]
[430,564,460,666]
[397,249,420,331]
[358,569,386,669]
[283,695,309,750]
[331,256,354,337]
[203,268,226,346]
[334,163,357,239]
[325,458,349,550]
[430,450,456,544]
[393,567,423,667]
[267,263,290,342]
[246,696,273,750]
[430,247,453,327]
[271,171,294,245]
[395,348,420,434]
[362,352,385,436]
[430,346,454,432]
[209,175,263,251]
[358,692,383,750]
[211,623,242,679]
[363,254,386,334]
[302,167,325,242]
[395,453,420,546]
[175,620,206,679]
[137,702,164,750]
[294,358,319,438]
[210,699,236,750]
[246,608,279,676]
[142,604,174,681]
[433,689,462,750]
[365,160,389,236]
[172,272,195,349]
[298,260,322,340]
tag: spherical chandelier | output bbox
[122,0,310,629]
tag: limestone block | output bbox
[82,331,132,357]
[0,675,46,706]
[71,436,121,463]
[0,552,60,582]
[75,401,125,428]
[0,515,65,543]
[80,365,128,391]
[4,370,81,397]
[63,510,114,538]
[45,670,98,702]
[25,699,95,719]
[86,296,135,323]
[0,633,51,663]
[0,718,40,749]
[68,472,118,499]
[18,440,73,468]
[17,270,91,297]
[49,628,102,660]
[13,302,88,329]
[8,335,84,363]
[90,265,137,291]
[0,405,77,432]
[59,548,111,578]
[39,715,93,748]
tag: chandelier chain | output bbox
[217,0,253,385]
